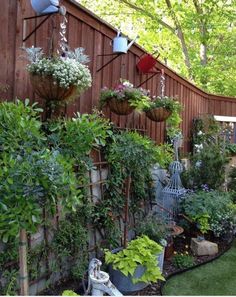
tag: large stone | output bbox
[190,238,218,256]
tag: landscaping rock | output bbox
[191,238,218,256]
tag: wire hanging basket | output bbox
[145,71,172,122]
[30,74,77,102]
[108,98,135,115]
[146,107,171,122]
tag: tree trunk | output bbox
[123,176,131,248]
[19,229,29,296]
[164,0,193,78]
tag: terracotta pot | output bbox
[108,98,135,115]
[30,74,77,102]
[145,107,171,122]
[164,238,174,259]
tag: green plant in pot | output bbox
[99,80,150,115]
[144,96,182,123]
[104,235,164,294]
[135,214,170,272]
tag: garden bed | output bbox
[39,234,234,296]
[133,234,234,296]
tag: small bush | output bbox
[172,252,195,269]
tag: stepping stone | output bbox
[190,238,218,256]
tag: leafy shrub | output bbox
[0,100,79,242]
[181,144,229,190]
[104,131,173,214]
[135,214,169,246]
[172,252,195,269]
[51,212,88,280]
[181,190,236,237]
[227,166,236,201]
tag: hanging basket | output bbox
[145,107,171,122]
[108,98,135,115]
[30,74,77,102]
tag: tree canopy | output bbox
[79,0,236,97]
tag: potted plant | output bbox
[25,47,92,103]
[104,235,164,294]
[99,80,150,115]
[135,214,169,272]
[143,96,181,122]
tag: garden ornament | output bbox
[31,0,60,14]
[160,134,186,220]
[85,258,123,296]
[113,31,139,54]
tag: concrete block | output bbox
[191,238,218,256]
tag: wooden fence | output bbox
[1,0,236,153]
[1,1,236,294]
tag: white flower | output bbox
[27,56,92,93]
[197,131,204,136]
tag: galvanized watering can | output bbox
[113,31,139,54]
[31,0,59,14]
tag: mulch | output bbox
[41,234,233,296]
[133,234,233,296]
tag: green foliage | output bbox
[135,214,169,245]
[144,96,183,139]
[192,116,221,150]
[144,96,181,113]
[0,100,80,242]
[51,212,88,280]
[47,111,113,208]
[0,269,18,296]
[183,115,229,190]
[181,190,236,237]
[172,253,195,269]
[91,200,121,247]
[48,111,112,163]
[80,0,236,97]
[50,210,88,279]
[105,235,164,283]
[62,290,80,296]
[182,144,229,190]
[106,131,172,175]
[99,80,150,110]
[103,131,173,220]
[228,167,236,196]
[225,143,236,156]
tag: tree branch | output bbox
[164,0,192,75]
[118,0,176,33]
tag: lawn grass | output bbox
[163,240,236,296]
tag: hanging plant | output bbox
[25,47,92,103]
[99,80,150,115]
[143,96,181,123]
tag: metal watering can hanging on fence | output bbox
[31,0,59,14]
[113,31,139,54]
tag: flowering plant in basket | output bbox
[144,96,181,114]
[25,47,92,102]
[99,80,150,115]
